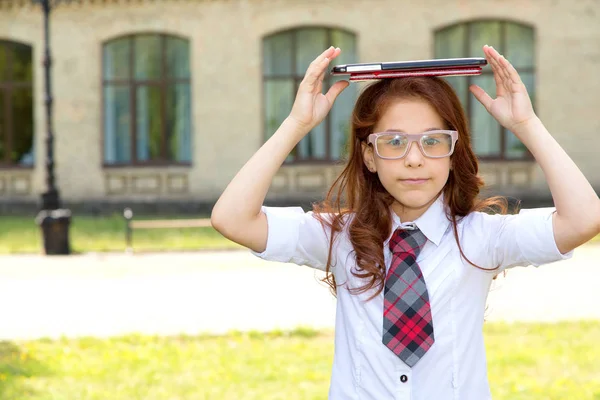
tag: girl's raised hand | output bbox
[288,47,349,133]
[469,45,537,135]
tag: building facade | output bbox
[1,0,599,213]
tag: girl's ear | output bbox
[361,142,376,172]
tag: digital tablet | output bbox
[330,57,487,75]
[347,67,484,81]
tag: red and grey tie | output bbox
[383,226,434,367]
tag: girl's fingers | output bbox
[325,80,349,104]
[493,52,516,88]
[486,47,508,85]
[486,46,507,79]
[315,63,328,94]
[486,46,514,95]
[316,62,330,92]
[316,72,324,94]
[493,51,524,94]
[314,46,336,66]
[302,47,338,90]
[469,84,493,112]
[497,57,513,87]
[498,54,523,86]
[484,46,505,96]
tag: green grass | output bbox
[3,214,598,255]
[1,322,599,399]
[0,214,240,254]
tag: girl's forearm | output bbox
[515,117,600,251]
[211,117,307,229]
[211,47,347,252]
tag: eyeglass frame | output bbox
[367,130,459,160]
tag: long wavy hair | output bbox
[313,77,514,299]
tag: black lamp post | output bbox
[34,0,72,255]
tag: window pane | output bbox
[436,26,468,110]
[166,83,192,162]
[434,21,534,160]
[166,36,190,79]
[329,77,356,159]
[505,72,534,158]
[263,32,293,77]
[134,35,162,80]
[136,85,163,161]
[11,42,33,82]
[504,129,527,160]
[331,30,357,66]
[468,22,501,57]
[298,122,326,160]
[103,38,130,80]
[329,30,357,159]
[435,25,466,59]
[444,76,468,109]
[264,79,294,139]
[11,87,34,165]
[103,85,131,163]
[505,23,535,69]
[295,28,327,76]
[0,43,7,81]
[470,75,500,156]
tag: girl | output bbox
[211,45,600,399]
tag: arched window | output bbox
[103,34,192,165]
[435,21,535,160]
[263,27,357,162]
[0,40,34,167]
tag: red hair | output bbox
[313,77,512,299]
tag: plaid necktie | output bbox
[382,226,434,367]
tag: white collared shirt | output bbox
[252,195,572,400]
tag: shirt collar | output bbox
[386,193,451,248]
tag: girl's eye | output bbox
[423,138,440,146]
[387,136,406,146]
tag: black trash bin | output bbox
[36,209,72,255]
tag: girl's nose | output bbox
[404,142,424,168]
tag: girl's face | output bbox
[363,98,451,222]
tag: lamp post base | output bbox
[36,208,72,255]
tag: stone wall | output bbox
[1,0,598,212]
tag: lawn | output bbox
[0,214,240,254]
[1,214,599,255]
[1,322,599,400]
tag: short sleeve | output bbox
[250,206,333,271]
[466,207,574,272]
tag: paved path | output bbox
[0,244,598,341]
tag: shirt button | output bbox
[400,374,408,383]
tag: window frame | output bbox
[261,26,357,165]
[101,33,192,168]
[434,19,535,161]
[0,39,34,169]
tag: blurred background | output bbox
[1,0,599,216]
[1,1,599,399]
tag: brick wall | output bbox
[0,0,598,211]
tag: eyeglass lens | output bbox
[375,133,453,158]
